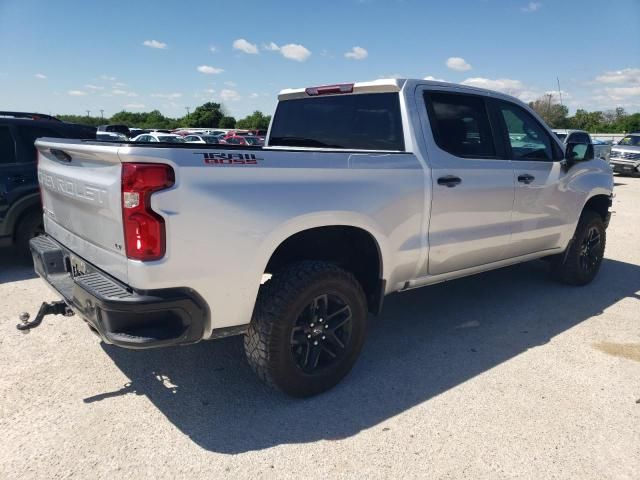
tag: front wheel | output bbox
[553,211,606,286]
[244,261,368,397]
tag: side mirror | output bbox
[565,142,594,162]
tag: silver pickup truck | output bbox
[22,79,613,397]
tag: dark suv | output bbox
[0,112,96,252]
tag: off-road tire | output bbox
[15,210,44,256]
[244,261,368,397]
[553,210,606,286]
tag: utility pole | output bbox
[100,109,104,119]
[86,110,90,118]
[185,106,190,123]
[556,77,563,107]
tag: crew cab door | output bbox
[490,98,571,256]
[418,88,515,276]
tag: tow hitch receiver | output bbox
[16,301,74,333]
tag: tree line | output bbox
[57,102,271,131]
[529,95,640,133]
[57,97,639,134]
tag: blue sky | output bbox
[1,0,639,119]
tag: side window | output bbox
[424,92,497,158]
[16,126,58,162]
[0,126,17,164]
[570,132,590,144]
[498,101,558,161]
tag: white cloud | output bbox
[521,2,542,12]
[85,84,104,90]
[67,90,87,96]
[209,46,217,53]
[197,65,224,74]
[595,68,640,84]
[424,75,446,82]
[345,46,368,60]
[460,77,540,102]
[151,92,183,99]
[114,82,127,87]
[250,92,259,98]
[143,39,167,49]
[224,81,237,87]
[446,57,472,71]
[204,88,215,94]
[604,86,640,101]
[233,38,259,55]
[124,103,145,109]
[100,75,116,81]
[34,73,47,79]
[279,43,311,62]
[263,42,280,51]
[112,89,138,97]
[220,89,241,101]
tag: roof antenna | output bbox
[556,77,563,107]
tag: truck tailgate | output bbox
[35,139,128,282]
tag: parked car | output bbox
[130,133,185,143]
[96,132,128,142]
[244,136,264,146]
[552,129,611,161]
[609,133,640,175]
[24,79,612,397]
[0,111,95,251]
[183,134,220,144]
[97,124,131,138]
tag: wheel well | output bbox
[266,226,384,314]
[583,194,610,222]
[12,205,42,241]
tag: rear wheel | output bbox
[553,211,606,286]
[244,261,368,397]
[15,210,44,255]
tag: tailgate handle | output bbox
[50,149,72,162]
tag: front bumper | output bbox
[610,160,639,174]
[29,235,207,349]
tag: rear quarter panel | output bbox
[119,146,426,335]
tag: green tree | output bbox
[236,111,271,130]
[187,102,224,128]
[568,109,604,132]
[219,116,236,128]
[622,113,640,133]
[528,95,569,128]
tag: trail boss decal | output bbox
[198,152,263,165]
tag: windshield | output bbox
[158,136,184,143]
[618,136,640,146]
[270,92,405,150]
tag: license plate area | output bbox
[69,255,88,278]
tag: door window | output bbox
[567,132,590,144]
[16,126,58,162]
[0,126,17,164]
[424,92,497,158]
[497,101,560,161]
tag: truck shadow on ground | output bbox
[93,258,640,454]
[0,247,37,283]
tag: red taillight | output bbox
[305,83,354,96]
[121,163,175,261]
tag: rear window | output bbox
[269,92,404,151]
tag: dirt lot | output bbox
[1,177,639,479]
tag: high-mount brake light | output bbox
[121,163,175,261]
[305,83,354,96]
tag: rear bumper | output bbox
[29,235,208,349]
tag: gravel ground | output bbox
[1,177,639,480]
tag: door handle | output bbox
[437,175,462,188]
[10,175,26,184]
[517,174,535,184]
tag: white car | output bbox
[183,134,221,144]
[131,133,185,143]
